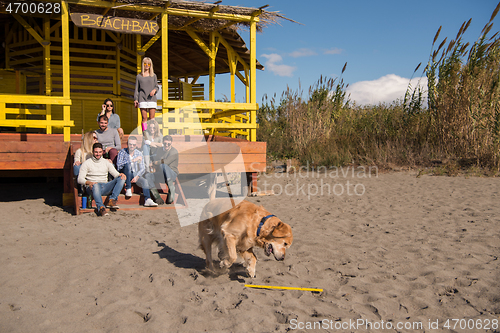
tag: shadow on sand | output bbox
[153,241,249,282]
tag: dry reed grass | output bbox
[258,2,500,172]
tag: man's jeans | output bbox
[73,164,81,178]
[160,164,177,183]
[119,163,155,200]
[85,177,125,210]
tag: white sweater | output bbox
[77,156,120,185]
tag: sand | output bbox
[0,170,499,332]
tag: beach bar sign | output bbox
[70,13,159,36]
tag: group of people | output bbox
[73,57,179,216]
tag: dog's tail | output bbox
[208,174,217,201]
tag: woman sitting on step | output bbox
[73,131,98,195]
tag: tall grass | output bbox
[258,3,500,170]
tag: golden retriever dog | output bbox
[198,199,293,277]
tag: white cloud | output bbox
[324,47,343,55]
[289,48,317,58]
[261,53,296,77]
[346,74,428,106]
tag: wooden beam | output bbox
[105,30,121,44]
[185,29,211,57]
[0,119,74,128]
[165,100,257,110]
[209,32,219,103]
[62,1,71,142]
[249,18,257,141]
[180,17,203,30]
[44,0,260,22]
[142,29,162,52]
[12,14,45,45]
[44,17,52,134]
[0,95,71,105]
[161,9,168,126]
[214,31,249,72]
[215,21,237,32]
[169,49,205,72]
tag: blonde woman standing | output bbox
[134,57,159,132]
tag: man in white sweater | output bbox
[78,142,126,216]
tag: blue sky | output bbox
[208,0,499,106]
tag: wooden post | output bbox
[43,17,52,135]
[115,36,121,97]
[161,9,168,136]
[209,32,219,136]
[249,18,257,142]
[62,1,71,142]
[209,32,216,104]
[136,34,143,132]
[229,52,237,138]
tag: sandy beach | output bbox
[0,170,499,332]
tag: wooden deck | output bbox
[0,133,266,214]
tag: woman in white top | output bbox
[134,57,159,133]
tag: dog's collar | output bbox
[257,214,276,237]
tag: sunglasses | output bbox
[144,63,151,67]
[129,143,137,147]
[106,104,113,107]
[93,136,98,140]
[163,141,172,145]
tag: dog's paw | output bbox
[246,268,256,278]
[219,260,232,269]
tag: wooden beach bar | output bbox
[0,0,278,213]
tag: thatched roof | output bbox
[93,0,288,32]
[0,0,293,78]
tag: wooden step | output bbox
[79,204,180,214]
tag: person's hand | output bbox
[87,181,96,190]
[134,100,139,108]
[150,89,156,97]
[144,140,151,145]
[132,176,139,183]
[119,173,126,180]
[132,156,142,163]
[106,146,112,153]
[74,161,81,166]
[101,104,106,113]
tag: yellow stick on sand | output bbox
[244,284,323,292]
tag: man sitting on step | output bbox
[151,135,179,204]
[116,136,163,207]
[78,142,126,216]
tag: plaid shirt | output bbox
[116,148,145,177]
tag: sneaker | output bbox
[125,188,133,197]
[99,207,109,216]
[144,198,158,207]
[107,199,120,209]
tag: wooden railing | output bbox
[155,100,257,141]
[0,94,74,139]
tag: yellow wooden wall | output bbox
[3,15,255,140]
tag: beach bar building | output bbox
[0,0,279,211]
